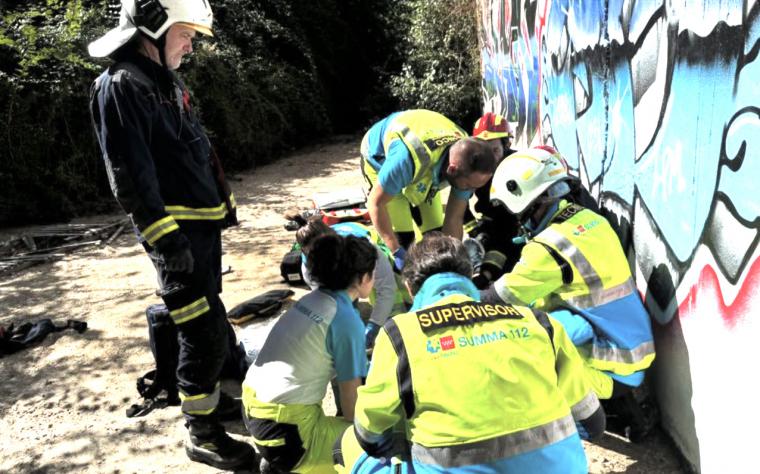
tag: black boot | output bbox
[217,391,244,422]
[185,421,256,470]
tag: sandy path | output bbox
[0,137,683,473]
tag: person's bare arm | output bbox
[338,377,362,422]
[442,193,468,240]
[368,184,400,252]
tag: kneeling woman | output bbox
[243,234,376,473]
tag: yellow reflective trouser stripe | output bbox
[410,414,576,467]
[252,437,286,447]
[170,297,210,324]
[570,390,600,420]
[180,382,220,415]
[229,193,236,209]
[165,203,227,220]
[142,216,179,245]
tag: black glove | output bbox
[165,246,194,273]
[155,232,195,274]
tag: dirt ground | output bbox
[0,137,686,473]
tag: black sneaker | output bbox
[185,429,256,470]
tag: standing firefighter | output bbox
[334,234,604,473]
[481,146,656,400]
[88,0,254,469]
[360,110,496,271]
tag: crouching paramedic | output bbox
[480,146,656,400]
[293,217,411,348]
[88,0,252,470]
[243,234,375,473]
[361,109,496,270]
[334,233,604,474]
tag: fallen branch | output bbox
[103,222,127,246]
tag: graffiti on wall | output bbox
[479,0,760,325]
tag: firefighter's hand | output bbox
[155,232,194,274]
[165,247,194,273]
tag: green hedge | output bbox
[389,0,481,129]
[0,0,479,226]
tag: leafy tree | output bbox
[389,0,481,128]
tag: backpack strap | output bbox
[535,241,573,285]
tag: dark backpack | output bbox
[280,248,304,284]
[126,304,246,417]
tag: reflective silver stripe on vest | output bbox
[565,278,638,308]
[495,282,524,305]
[180,382,220,416]
[397,126,432,184]
[539,228,603,296]
[570,391,600,420]
[539,228,640,308]
[587,340,656,364]
[410,414,576,467]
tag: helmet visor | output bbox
[178,22,213,37]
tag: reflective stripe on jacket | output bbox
[354,273,594,470]
[498,201,655,376]
[381,110,467,206]
[90,52,235,247]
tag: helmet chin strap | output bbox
[152,33,168,68]
[512,199,560,244]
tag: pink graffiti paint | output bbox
[678,257,760,328]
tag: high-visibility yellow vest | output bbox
[355,291,597,466]
[381,110,467,206]
[502,201,655,376]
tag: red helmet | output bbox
[472,112,513,140]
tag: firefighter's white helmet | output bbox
[490,146,571,215]
[88,0,213,58]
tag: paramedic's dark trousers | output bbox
[146,226,228,429]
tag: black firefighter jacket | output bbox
[90,51,236,253]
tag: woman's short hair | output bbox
[293,216,335,250]
[308,234,377,291]
[402,232,472,294]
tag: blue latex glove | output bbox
[365,321,381,349]
[393,247,407,272]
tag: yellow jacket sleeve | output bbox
[550,316,600,421]
[353,327,405,447]
[496,241,565,307]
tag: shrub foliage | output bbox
[0,0,479,226]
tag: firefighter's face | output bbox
[164,24,196,70]
[487,139,504,162]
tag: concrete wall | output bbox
[477,1,760,472]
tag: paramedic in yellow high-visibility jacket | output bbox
[480,146,656,400]
[360,110,497,271]
[333,233,605,474]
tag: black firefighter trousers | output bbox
[146,226,228,432]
